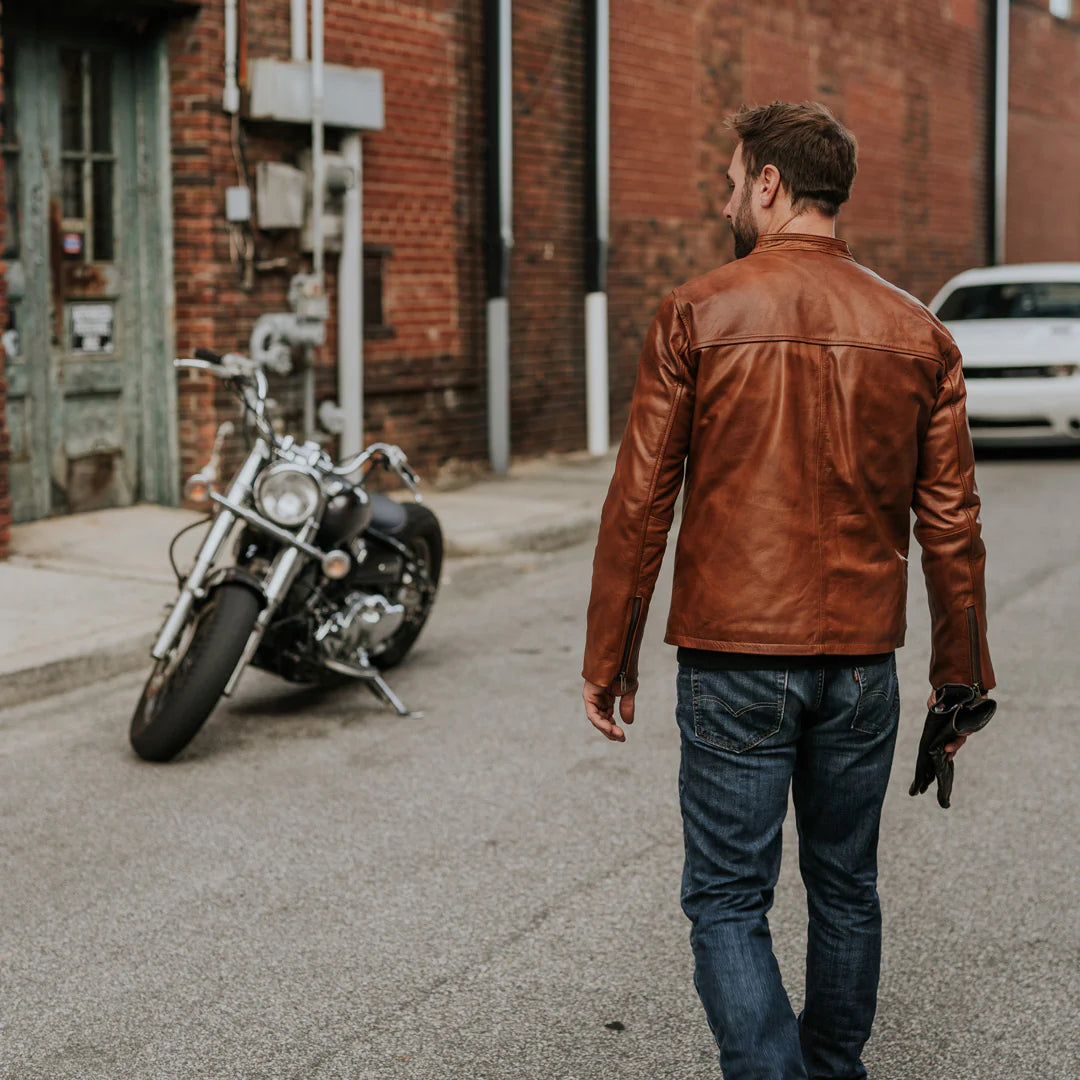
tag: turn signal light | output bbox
[184,473,213,504]
[321,549,352,580]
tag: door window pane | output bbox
[60,50,83,152]
[90,53,111,153]
[92,161,114,261]
[2,46,17,142]
[4,152,20,259]
[62,159,84,218]
[3,51,19,260]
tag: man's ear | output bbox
[759,164,782,208]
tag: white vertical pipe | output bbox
[993,0,1010,265]
[311,0,325,281]
[585,293,609,454]
[338,133,364,457]
[305,0,325,440]
[498,0,513,256]
[222,0,239,114]
[291,0,308,62]
[487,0,513,474]
[585,0,609,456]
[487,298,511,473]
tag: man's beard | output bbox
[731,185,758,259]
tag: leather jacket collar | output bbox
[751,233,854,260]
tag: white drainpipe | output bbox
[338,133,364,457]
[311,0,326,284]
[486,0,513,475]
[993,0,1010,264]
[585,0,610,456]
[222,0,240,114]
[303,0,326,440]
[291,0,308,62]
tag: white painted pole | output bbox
[222,0,240,113]
[585,292,609,454]
[311,0,325,282]
[585,0,610,456]
[487,0,513,475]
[305,0,325,440]
[994,0,1010,265]
[291,0,308,62]
[487,297,511,474]
[338,133,364,457]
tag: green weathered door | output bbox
[4,18,176,521]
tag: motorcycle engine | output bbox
[314,590,406,658]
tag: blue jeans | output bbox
[676,656,900,1080]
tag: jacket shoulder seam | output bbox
[689,335,947,365]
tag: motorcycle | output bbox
[130,347,443,762]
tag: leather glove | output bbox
[909,684,997,809]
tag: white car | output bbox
[930,263,1080,447]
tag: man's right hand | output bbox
[583,678,638,742]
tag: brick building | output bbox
[0,0,1078,558]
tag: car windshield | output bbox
[936,281,1080,320]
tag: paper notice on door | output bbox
[70,303,115,354]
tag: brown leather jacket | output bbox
[583,234,995,693]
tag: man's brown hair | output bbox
[728,102,857,217]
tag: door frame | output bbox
[133,30,179,507]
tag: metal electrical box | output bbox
[247,59,385,131]
[299,149,354,253]
[255,162,306,230]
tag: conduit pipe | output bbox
[303,0,326,439]
[991,0,1010,264]
[223,0,240,114]
[311,0,326,284]
[291,0,308,62]
[584,0,610,456]
[338,133,365,456]
[484,0,513,475]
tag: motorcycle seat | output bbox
[369,492,409,535]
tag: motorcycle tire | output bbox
[372,502,444,671]
[129,582,262,762]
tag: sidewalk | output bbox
[0,449,616,709]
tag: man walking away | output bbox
[580,102,995,1080]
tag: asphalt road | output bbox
[2,451,1078,1080]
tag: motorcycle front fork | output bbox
[222,521,318,697]
[152,442,270,661]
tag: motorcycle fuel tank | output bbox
[316,488,373,549]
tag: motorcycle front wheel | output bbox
[130,583,262,762]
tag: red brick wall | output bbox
[608,0,992,426]
[0,1,9,561]
[168,0,491,488]
[509,0,587,456]
[1006,0,1080,262]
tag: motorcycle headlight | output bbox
[254,465,322,527]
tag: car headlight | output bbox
[254,465,322,527]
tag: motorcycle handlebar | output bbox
[175,353,273,438]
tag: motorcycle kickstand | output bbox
[366,673,424,719]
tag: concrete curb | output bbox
[0,629,158,713]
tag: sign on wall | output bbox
[69,302,115,354]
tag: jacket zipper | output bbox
[966,604,983,692]
[617,597,643,693]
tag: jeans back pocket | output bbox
[691,668,787,753]
[852,654,899,735]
